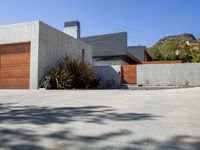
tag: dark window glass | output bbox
[82,49,85,60]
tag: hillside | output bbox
[154,33,197,48]
[148,33,200,62]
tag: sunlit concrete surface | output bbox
[0,88,200,150]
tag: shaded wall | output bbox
[38,22,92,87]
[137,63,200,86]
[81,32,127,57]
[94,65,121,87]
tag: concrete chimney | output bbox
[64,21,80,38]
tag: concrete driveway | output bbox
[0,88,200,150]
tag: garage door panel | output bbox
[0,63,29,68]
[0,79,29,89]
[0,43,30,54]
[1,53,30,66]
[1,66,30,78]
[0,42,30,89]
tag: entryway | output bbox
[121,65,137,84]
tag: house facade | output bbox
[63,21,151,66]
[0,20,152,89]
[0,21,92,89]
[81,32,141,65]
[81,31,151,65]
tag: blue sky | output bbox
[0,0,199,47]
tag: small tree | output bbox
[178,42,192,62]
[148,46,164,61]
[160,39,179,60]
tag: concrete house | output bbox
[81,31,151,65]
[63,21,151,66]
[0,21,92,89]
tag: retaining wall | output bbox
[137,63,200,86]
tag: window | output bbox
[82,49,85,61]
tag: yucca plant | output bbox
[48,55,101,89]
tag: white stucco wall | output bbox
[64,26,80,39]
[94,65,121,87]
[0,21,40,89]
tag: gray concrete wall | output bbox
[137,63,200,86]
[0,21,40,89]
[127,46,145,61]
[93,60,128,66]
[38,22,92,86]
[94,65,121,87]
[0,21,92,89]
[81,32,127,57]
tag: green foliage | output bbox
[191,42,200,63]
[148,46,164,61]
[159,39,179,60]
[148,39,199,63]
[48,55,101,89]
[178,42,193,62]
[191,50,200,62]
[198,40,200,50]
[148,39,180,61]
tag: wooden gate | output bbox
[121,65,137,84]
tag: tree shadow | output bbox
[0,128,45,150]
[126,135,200,150]
[1,127,200,150]
[0,103,157,125]
[0,128,131,150]
[0,102,159,149]
[48,129,132,144]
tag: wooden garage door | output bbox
[0,43,30,89]
[121,65,137,84]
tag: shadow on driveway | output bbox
[1,103,199,149]
[0,127,200,150]
[0,103,157,125]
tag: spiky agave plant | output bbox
[49,55,101,89]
